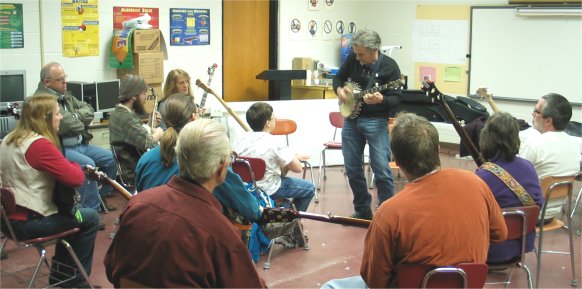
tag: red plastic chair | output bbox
[486,206,540,289]
[318,112,344,190]
[0,188,94,289]
[397,262,488,288]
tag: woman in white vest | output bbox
[0,94,99,288]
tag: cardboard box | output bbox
[117,52,164,84]
[292,57,312,85]
[132,29,161,53]
[144,83,162,114]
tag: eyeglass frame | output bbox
[532,108,545,117]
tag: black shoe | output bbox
[350,211,373,220]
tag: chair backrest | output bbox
[231,156,267,190]
[502,206,540,241]
[272,119,297,146]
[1,188,19,242]
[539,176,574,200]
[397,262,488,288]
[329,112,344,142]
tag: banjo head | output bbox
[340,82,361,118]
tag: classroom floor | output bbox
[1,149,581,288]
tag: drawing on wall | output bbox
[308,0,319,11]
[62,0,99,57]
[289,18,303,41]
[336,20,344,35]
[322,19,332,40]
[170,8,210,46]
[324,0,335,10]
[308,20,318,39]
[348,21,357,34]
[0,3,23,49]
[420,66,437,82]
[412,20,468,65]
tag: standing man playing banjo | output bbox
[333,29,402,220]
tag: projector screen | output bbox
[469,6,582,103]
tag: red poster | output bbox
[113,6,159,29]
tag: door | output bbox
[223,1,270,102]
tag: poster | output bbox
[0,3,23,49]
[169,8,210,46]
[113,6,159,30]
[61,0,99,57]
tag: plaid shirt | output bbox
[109,104,156,185]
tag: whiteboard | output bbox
[469,7,582,103]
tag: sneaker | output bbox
[350,211,373,220]
[101,198,117,211]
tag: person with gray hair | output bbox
[520,93,581,221]
[332,29,402,220]
[105,119,267,288]
[108,74,163,186]
[34,62,118,216]
[321,113,507,289]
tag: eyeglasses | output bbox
[47,75,68,82]
[532,108,544,117]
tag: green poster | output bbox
[0,3,23,49]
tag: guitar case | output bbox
[394,90,489,124]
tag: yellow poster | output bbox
[61,0,99,57]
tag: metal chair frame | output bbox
[486,206,540,289]
[535,177,577,288]
[0,188,94,289]
[396,262,488,288]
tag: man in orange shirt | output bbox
[321,113,507,288]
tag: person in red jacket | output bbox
[0,94,100,288]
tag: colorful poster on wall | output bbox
[0,3,23,49]
[113,6,159,30]
[169,8,210,46]
[61,0,99,57]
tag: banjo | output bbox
[339,78,402,119]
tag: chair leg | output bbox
[566,204,577,286]
[263,239,275,270]
[61,239,94,289]
[317,149,327,190]
[301,161,318,203]
[536,226,544,288]
[0,235,8,257]
[99,194,109,214]
[28,248,47,289]
[522,263,534,289]
[570,187,581,236]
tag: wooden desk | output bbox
[291,84,336,100]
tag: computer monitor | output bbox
[95,80,120,112]
[0,70,26,109]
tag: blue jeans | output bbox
[342,117,394,214]
[271,177,315,212]
[321,276,368,289]
[65,144,117,211]
[9,208,99,286]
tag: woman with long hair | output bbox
[0,94,99,288]
[158,69,194,129]
[135,93,262,222]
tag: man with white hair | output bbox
[105,119,267,288]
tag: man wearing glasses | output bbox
[520,93,581,222]
[34,62,118,218]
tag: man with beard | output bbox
[34,62,118,214]
[109,75,163,186]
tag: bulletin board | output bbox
[413,5,470,94]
